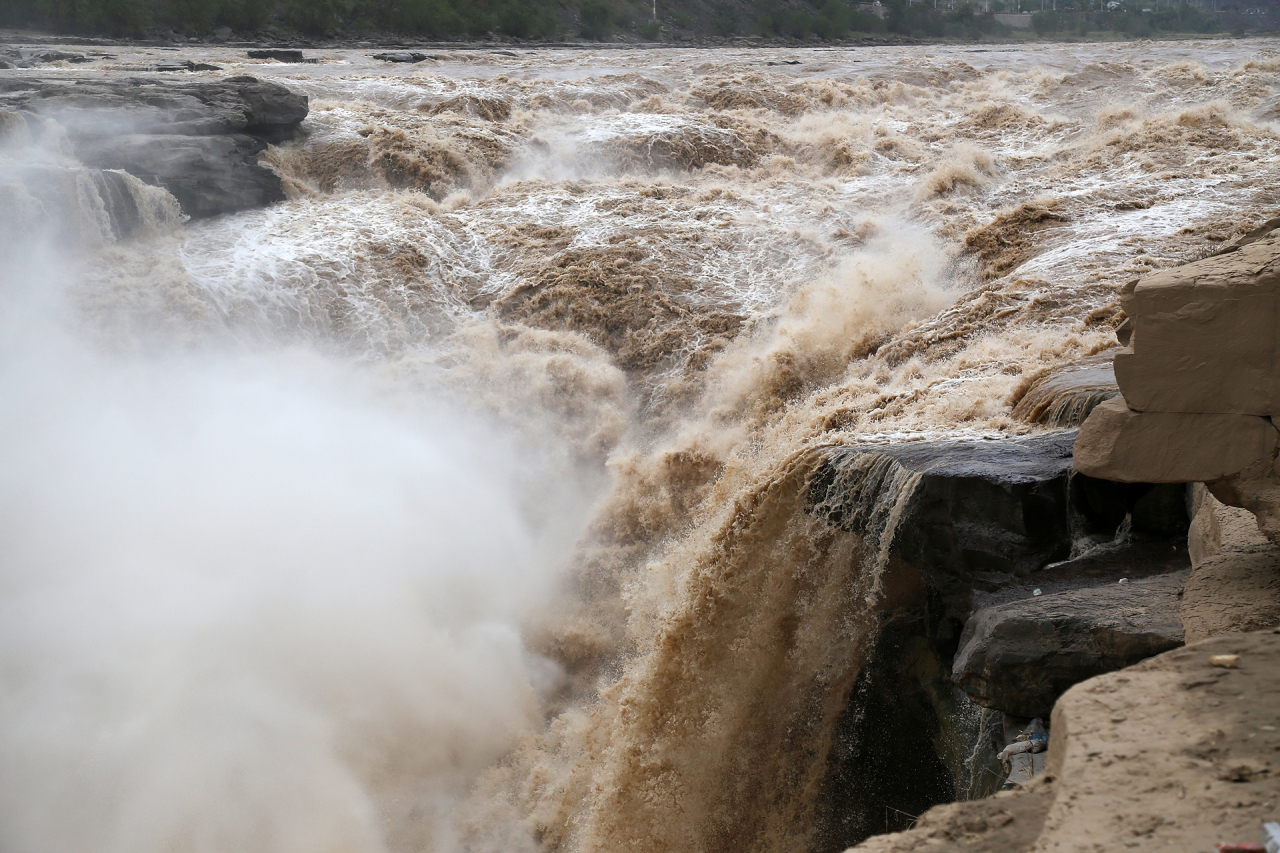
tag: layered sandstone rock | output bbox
[1182,485,1280,643]
[1075,222,1280,545]
[1074,396,1278,483]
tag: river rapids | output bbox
[1,38,1279,853]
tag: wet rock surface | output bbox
[247,49,306,63]
[1009,351,1119,428]
[811,432,1191,848]
[0,75,307,218]
[953,571,1187,718]
[80,133,283,219]
[816,432,1188,657]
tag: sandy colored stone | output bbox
[1073,396,1277,483]
[845,779,1054,853]
[1034,631,1280,852]
[848,631,1280,853]
[1114,231,1280,415]
[1181,548,1280,643]
[1188,485,1271,568]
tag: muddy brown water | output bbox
[0,38,1278,853]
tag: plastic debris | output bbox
[1032,588,1042,596]
[998,718,1049,761]
[1118,577,1129,584]
[1210,654,1241,669]
[1263,821,1280,853]
[1216,844,1265,853]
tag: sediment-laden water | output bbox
[2,37,1279,853]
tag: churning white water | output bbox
[2,37,1279,853]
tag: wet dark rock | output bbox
[28,50,91,64]
[150,60,224,72]
[952,571,1187,718]
[79,134,283,219]
[808,431,1191,845]
[0,75,307,218]
[248,49,305,63]
[1010,352,1119,428]
[814,432,1189,656]
[0,60,14,70]
[372,52,430,63]
[0,75,308,142]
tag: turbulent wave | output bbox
[4,37,1280,853]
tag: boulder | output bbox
[248,49,306,63]
[952,572,1187,718]
[1181,485,1280,642]
[1182,548,1280,642]
[1188,482,1271,567]
[1073,396,1278,483]
[372,52,431,63]
[79,134,283,219]
[1113,230,1280,415]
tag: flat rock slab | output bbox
[0,74,307,219]
[248,49,306,63]
[372,52,433,63]
[0,75,308,142]
[953,572,1187,718]
[1075,396,1277,483]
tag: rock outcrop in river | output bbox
[0,75,307,219]
[847,221,1280,852]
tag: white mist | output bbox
[0,249,564,853]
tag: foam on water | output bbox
[4,36,1280,853]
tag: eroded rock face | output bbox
[0,75,307,219]
[1113,230,1280,415]
[81,133,283,220]
[816,433,1188,656]
[809,434,1190,847]
[1074,396,1278,483]
[952,572,1187,718]
[1074,220,1280,545]
[1182,486,1280,643]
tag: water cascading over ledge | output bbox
[798,432,1191,847]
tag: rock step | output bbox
[0,75,308,220]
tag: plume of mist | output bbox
[0,141,579,853]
